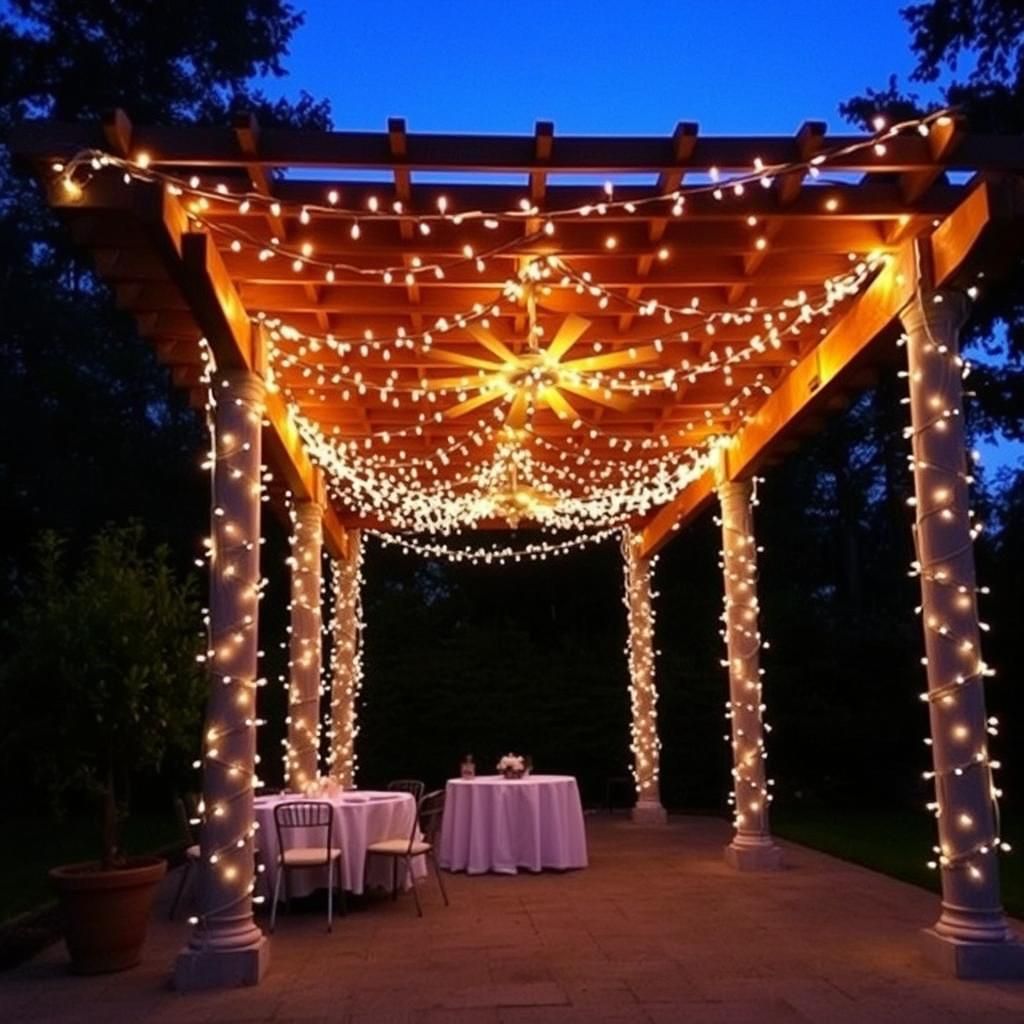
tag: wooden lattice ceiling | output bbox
[12,111,1024,557]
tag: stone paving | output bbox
[2,814,1024,1023]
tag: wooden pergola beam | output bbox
[637,471,716,559]
[776,120,826,206]
[18,117,1022,547]
[637,176,1013,557]
[178,229,348,558]
[15,120,1024,173]
[44,174,348,558]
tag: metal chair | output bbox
[386,778,425,804]
[270,800,344,932]
[168,794,201,919]
[365,788,450,917]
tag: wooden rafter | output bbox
[12,114,1024,542]
[638,176,1023,557]
[17,120,1024,173]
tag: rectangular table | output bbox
[439,774,588,875]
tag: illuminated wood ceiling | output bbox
[12,111,1024,554]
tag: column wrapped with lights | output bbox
[900,289,1023,977]
[327,529,364,788]
[620,529,667,824]
[716,475,781,870]
[284,499,323,792]
[175,366,269,989]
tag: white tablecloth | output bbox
[255,790,424,897]
[439,775,588,874]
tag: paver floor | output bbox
[1,814,1023,1023]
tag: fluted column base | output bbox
[724,836,782,871]
[174,932,269,990]
[920,927,1024,979]
[631,799,667,825]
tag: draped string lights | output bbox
[898,284,1011,884]
[50,116,914,552]
[326,532,365,789]
[370,525,620,565]
[621,529,662,803]
[53,107,953,290]
[715,476,774,839]
[188,339,269,931]
[260,252,882,424]
[256,251,882,537]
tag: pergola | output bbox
[12,108,1024,988]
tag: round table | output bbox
[439,774,588,875]
[254,790,424,897]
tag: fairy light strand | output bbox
[280,495,323,792]
[898,281,1011,884]
[326,531,364,789]
[53,107,954,288]
[715,475,775,840]
[621,529,662,802]
[187,339,269,933]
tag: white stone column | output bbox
[327,530,363,788]
[717,476,781,870]
[284,500,323,792]
[901,290,1024,978]
[621,531,667,824]
[175,369,269,990]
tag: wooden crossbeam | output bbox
[43,173,347,557]
[636,175,1015,555]
[530,121,553,204]
[776,120,826,206]
[16,116,1023,544]
[16,119,1024,173]
[901,116,964,204]
[637,471,715,558]
[387,117,421,311]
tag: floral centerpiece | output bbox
[497,753,526,779]
[303,776,340,798]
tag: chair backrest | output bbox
[273,800,334,863]
[174,794,199,846]
[418,789,446,847]
[387,779,425,803]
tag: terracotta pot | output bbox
[49,856,167,974]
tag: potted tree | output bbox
[3,524,205,973]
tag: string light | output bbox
[325,532,364,789]
[898,276,1010,889]
[370,526,620,565]
[54,107,952,288]
[621,529,662,804]
[715,475,775,843]
[188,339,269,935]
[280,496,323,792]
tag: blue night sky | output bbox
[261,1,1020,477]
[264,0,932,135]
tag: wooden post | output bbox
[901,288,1024,978]
[716,473,781,870]
[284,500,323,792]
[621,530,667,823]
[175,369,269,989]
[327,530,363,788]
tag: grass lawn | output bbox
[0,812,180,925]
[773,804,1024,918]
